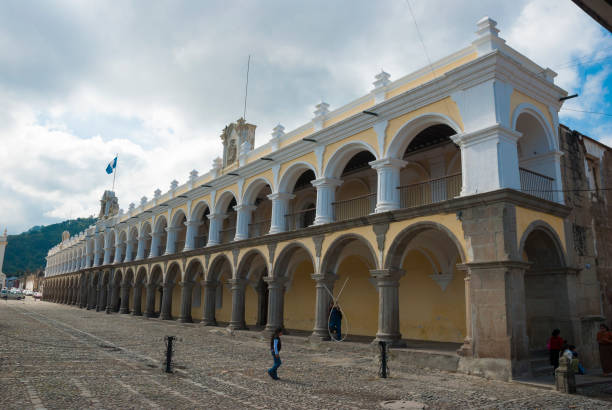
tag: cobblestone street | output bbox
[0,299,611,409]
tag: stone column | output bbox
[206,213,226,246]
[369,158,407,213]
[119,285,130,313]
[228,278,248,330]
[113,242,124,264]
[234,205,256,241]
[268,193,295,234]
[132,283,143,316]
[124,239,136,263]
[106,279,114,313]
[264,277,286,335]
[87,282,96,310]
[312,178,342,225]
[164,227,180,255]
[144,283,157,318]
[160,283,174,320]
[97,284,106,312]
[149,233,163,258]
[178,281,195,323]
[371,269,405,346]
[183,220,201,251]
[310,273,336,341]
[135,235,147,260]
[457,271,473,356]
[202,280,217,326]
[463,261,531,379]
[71,285,78,305]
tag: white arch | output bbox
[214,190,237,214]
[242,176,273,205]
[277,161,318,193]
[385,113,462,159]
[323,140,379,178]
[511,103,558,151]
[170,208,187,228]
[153,214,168,233]
[190,199,211,221]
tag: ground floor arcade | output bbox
[44,192,584,380]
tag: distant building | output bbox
[43,17,611,381]
[23,270,44,292]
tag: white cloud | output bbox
[0,0,610,234]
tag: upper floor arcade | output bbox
[45,16,569,278]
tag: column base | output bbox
[119,308,130,314]
[144,311,155,318]
[160,313,173,320]
[228,322,248,331]
[309,329,331,342]
[457,338,474,356]
[132,310,143,317]
[374,334,406,348]
[178,316,193,323]
[202,319,217,326]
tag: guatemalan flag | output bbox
[106,156,117,174]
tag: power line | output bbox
[561,108,612,117]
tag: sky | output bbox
[0,0,610,235]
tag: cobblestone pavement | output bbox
[1,299,611,409]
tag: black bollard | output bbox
[165,336,175,373]
[379,341,388,378]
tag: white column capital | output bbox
[184,220,202,228]
[165,226,182,233]
[451,124,521,148]
[207,213,227,221]
[369,157,408,170]
[267,192,295,201]
[233,204,257,213]
[311,177,343,189]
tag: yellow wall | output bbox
[280,127,314,149]
[515,207,566,254]
[284,260,316,331]
[336,255,378,337]
[191,284,204,321]
[324,128,379,167]
[386,52,478,99]
[171,285,181,318]
[216,278,232,323]
[324,98,375,128]
[245,285,258,326]
[399,251,465,342]
[384,97,464,153]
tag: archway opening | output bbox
[218,196,237,244]
[112,271,123,312]
[248,184,272,238]
[287,169,316,230]
[321,236,378,338]
[193,204,210,248]
[236,251,269,328]
[399,124,461,208]
[184,261,204,322]
[516,112,556,201]
[171,212,187,253]
[390,227,465,344]
[153,217,168,257]
[278,245,316,332]
[334,151,377,221]
[165,264,181,319]
[522,227,568,350]
[141,223,152,259]
[208,256,233,324]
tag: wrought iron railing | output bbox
[249,219,271,238]
[194,235,207,248]
[220,226,236,244]
[332,193,376,221]
[519,167,554,201]
[285,207,316,231]
[398,173,462,209]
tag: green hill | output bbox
[3,217,96,276]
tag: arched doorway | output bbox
[521,225,570,350]
[387,224,466,344]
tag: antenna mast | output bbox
[243,55,251,120]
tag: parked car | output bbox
[2,289,24,300]
[33,292,42,299]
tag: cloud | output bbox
[0,0,610,234]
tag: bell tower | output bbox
[220,117,256,168]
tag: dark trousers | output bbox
[268,352,281,378]
[550,349,560,369]
[329,320,342,340]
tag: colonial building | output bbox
[43,17,611,380]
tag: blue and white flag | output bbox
[106,156,117,174]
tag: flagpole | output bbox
[111,153,118,193]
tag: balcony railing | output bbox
[249,219,271,238]
[333,193,376,222]
[519,167,554,202]
[194,235,207,248]
[285,207,316,231]
[398,173,462,209]
[220,226,236,244]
